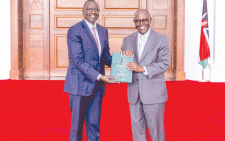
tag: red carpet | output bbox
[0,80,225,141]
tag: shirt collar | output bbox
[84,18,97,30]
[138,28,151,39]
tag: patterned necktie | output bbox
[92,27,99,51]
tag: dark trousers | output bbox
[69,85,103,141]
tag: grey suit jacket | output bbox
[121,29,170,104]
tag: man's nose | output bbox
[139,20,144,26]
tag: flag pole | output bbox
[202,66,204,81]
[213,0,216,64]
[199,0,210,82]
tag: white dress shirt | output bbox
[84,19,101,57]
[84,19,102,80]
[138,28,151,75]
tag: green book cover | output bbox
[110,52,134,83]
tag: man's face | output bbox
[82,1,100,25]
[133,11,151,35]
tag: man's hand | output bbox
[122,50,132,57]
[126,61,145,72]
[99,75,118,84]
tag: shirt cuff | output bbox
[143,66,148,75]
[97,74,102,81]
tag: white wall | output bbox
[210,0,225,82]
[214,0,225,65]
[185,0,225,81]
[0,1,10,80]
[185,0,203,80]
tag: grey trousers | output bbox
[129,97,165,141]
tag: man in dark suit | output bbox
[122,9,171,141]
[64,0,120,140]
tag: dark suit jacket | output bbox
[121,30,171,104]
[64,19,112,96]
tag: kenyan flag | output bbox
[199,0,210,68]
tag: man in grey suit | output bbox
[122,9,171,141]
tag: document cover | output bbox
[110,52,134,83]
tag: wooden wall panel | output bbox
[56,17,83,28]
[176,0,185,80]
[104,17,135,29]
[30,48,44,68]
[108,35,128,54]
[11,0,21,79]
[152,15,167,29]
[50,0,81,77]
[30,14,43,29]
[22,0,49,79]
[29,0,43,10]
[56,0,87,9]
[56,36,68,68]
[29,35,44,68]
[29,35,44,48]
[153,0,167,10]
[104,0,140,9]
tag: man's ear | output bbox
[82,9,84,15]
[149,17,152,24]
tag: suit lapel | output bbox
[139,29,157,63]
[96,24,104,58]
[82,20,99,53]
[131,32,139,63]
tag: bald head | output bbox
[134,9,151,20]
[83,0,97,9]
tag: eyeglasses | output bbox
[86,8,100,12]
[133,18,150,24]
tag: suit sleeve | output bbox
[67,26,99,83]
[145,36,171,78]
[103,29,112,67]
